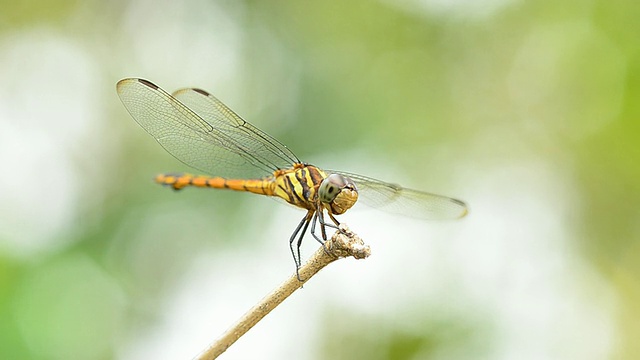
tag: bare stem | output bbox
[194,224,370,360]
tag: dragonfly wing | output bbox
[117,78,299,179]
[171,87,300,173]
[330,171,468,220]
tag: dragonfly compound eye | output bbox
[319,174,358,214]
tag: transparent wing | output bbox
[330,171,468,220]
[116,78,300,179]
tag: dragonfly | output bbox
[117,78,467,277]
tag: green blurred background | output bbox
[0,0,638,359]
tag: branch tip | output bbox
[326,223,370,260]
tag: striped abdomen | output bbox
[155,173,275,196]
[155,164,329,211]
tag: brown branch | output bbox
[194,224,370,360]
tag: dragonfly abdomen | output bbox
[155,173,275,195]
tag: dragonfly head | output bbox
[318,173,358,215]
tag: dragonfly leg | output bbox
[310,211,325,245]
[327,212,341,229]
[289,211,313,281]
[318,208,340,233]
[311,202,334,243]
[311,205,344,256]
[313,211,340,258]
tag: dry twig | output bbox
[194,224,369,359]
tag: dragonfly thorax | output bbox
[319,173,358,215]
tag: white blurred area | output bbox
[0,29,99,256]
[0,1,624,360]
